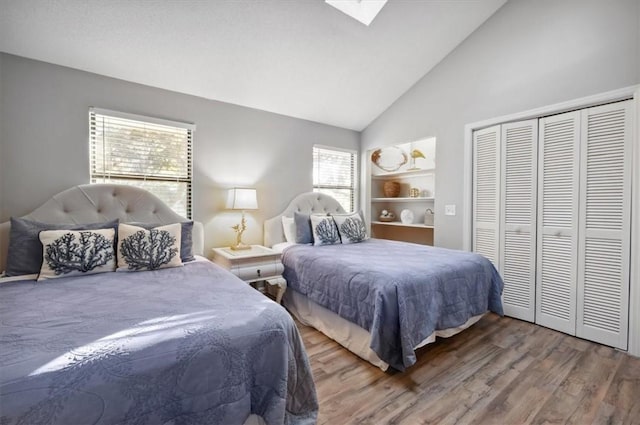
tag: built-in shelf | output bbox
[372,197,435,202]
[371,168,436,179]
[371,221,434,229]
[368,137,436,246]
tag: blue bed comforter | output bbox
[0,259,317,425]
[282,239,503,371]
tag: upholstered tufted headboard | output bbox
[0,184,204,274]
[263,192,346,248]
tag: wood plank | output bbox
[296,314,640,424]
[531,344,622,425]
[472,338,583,424]
[347,342,504,424]
[593,353,640,424]
[392,347,534,424]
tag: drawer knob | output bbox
[257,269,261,277]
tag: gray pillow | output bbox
[294,212,313,244]
[126,221,195,262]
[6,217,120,277]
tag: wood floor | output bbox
[297,314,640,425]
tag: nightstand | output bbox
[211,245,287,304]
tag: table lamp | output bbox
[226,188,258,250]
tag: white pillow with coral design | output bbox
[38,228,116,281]
[117,223,182,272]
[332,212,368,244]
[310,215,341,246]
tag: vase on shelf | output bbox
[424,208,434,226]
[383,181,401,197]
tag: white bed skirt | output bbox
[284,289,485,371]
[244,414,266,425]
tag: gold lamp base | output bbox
[230,211,251,251]
[230,243,251,251]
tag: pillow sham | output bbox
[38,228,116,281]
[332,212,368,244]
[310,215,341,246]
[117,223,182,271]
[126,221,195,262]
[281,216,296,244]
[5,217,119,277]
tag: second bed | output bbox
[264,192,504,371]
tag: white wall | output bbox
[361,0,640,249]
[0,53,360,252]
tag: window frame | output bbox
[89,107,195,218]
[312,144,358,212]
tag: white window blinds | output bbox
[89,108,194,218]
[312,145,357,212]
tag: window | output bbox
[312,145,357,212]
[89,108,194,218]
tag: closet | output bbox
[472,100,632,350]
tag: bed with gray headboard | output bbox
[0,184,317,425]
[265,192,504,372]
[0,184,205,276]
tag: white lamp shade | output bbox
[226,188,258,210]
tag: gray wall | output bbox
[0,53,359,252]
[361,0,640,249]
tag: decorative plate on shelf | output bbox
[371,146,408,172]
[400,209,414,224]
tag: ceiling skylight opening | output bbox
[325,0,388,26]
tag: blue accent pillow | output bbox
[294,212,313,244]
[5,217,120,277]
[126,221,195,262]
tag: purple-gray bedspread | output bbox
[0,259,317,425]
[282,239,504,371]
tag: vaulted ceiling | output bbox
[0,0,506,131]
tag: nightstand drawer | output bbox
[211,245,284,285]
[210,245,287,304]
[234,262,284,281]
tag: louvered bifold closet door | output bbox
[576,101,632,349]
[473,125,501,267]
[536,111,580,335]
[500,120,538,322]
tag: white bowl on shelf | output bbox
[400,209,414,224]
